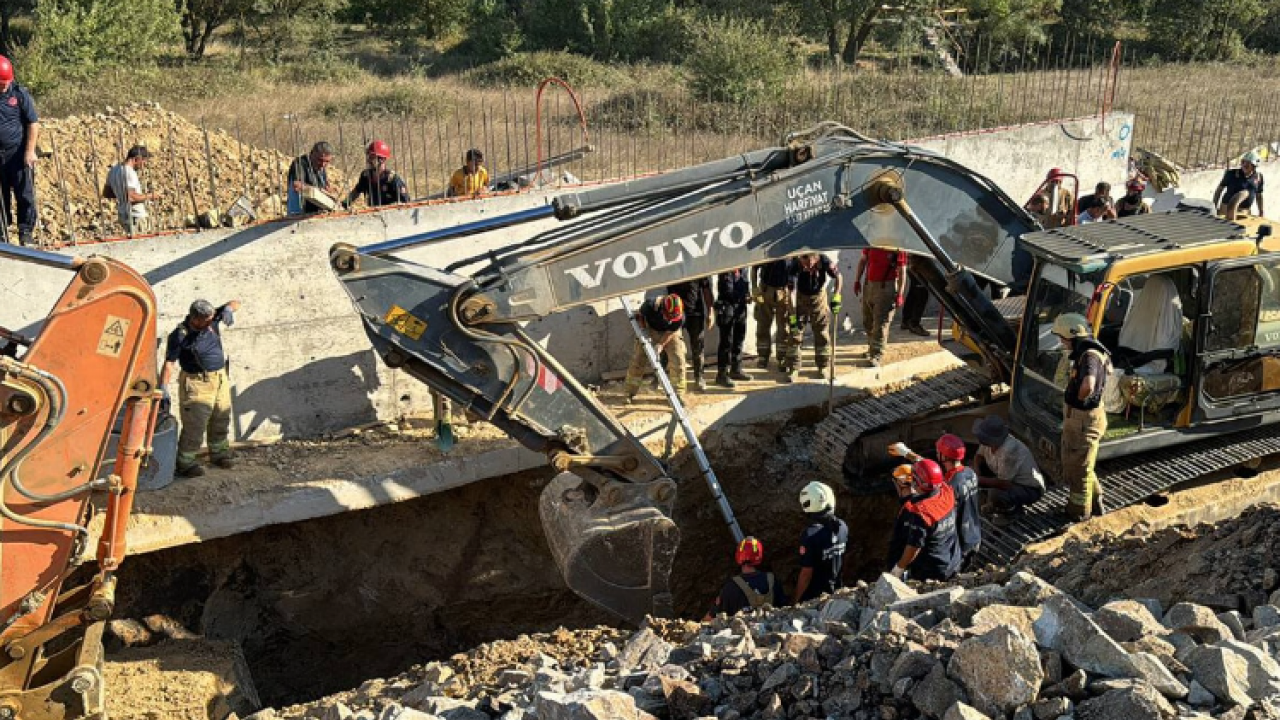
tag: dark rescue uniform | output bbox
[715,268,750,372]
[349,168,409,207]
[0,82,39,243]
[1219,168,1264,210]
[667,278,712,379]
[946,466,982,559]
[798,512,849,602]
[712,571,787,615]
[887,484,962,582]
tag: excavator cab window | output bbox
[1013,262,1101,425]
[1200,256,1280,405]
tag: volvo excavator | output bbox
[330,123,1278,624]
[0,246,160,720]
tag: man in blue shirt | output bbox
[161,299,241,477]
[0,55,40,246]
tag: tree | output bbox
[29,0,180,76]
[1145,0,1267,60]
[687,16,796,104]
[242,0,345,62]
[962,0,1060,56]
[177,0,252,59]
[346,0,468,38]
[1,0,36,56]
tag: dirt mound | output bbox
[32,103,345,243]
[105,636,259,720]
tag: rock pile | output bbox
[257,567,1280,720]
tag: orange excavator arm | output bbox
[0,246,159,720]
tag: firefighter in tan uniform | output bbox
[753,259,792,370]
[161,299,241,478]
[1054,313,1111,520]
[782,253,842,380]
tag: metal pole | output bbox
[618,296,744,544]
[202,123,220,223]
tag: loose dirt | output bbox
[104,638,258,720]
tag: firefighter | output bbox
[0,55,39,246]
[161,299,241,478]
[852,248,905,367]
[1116,179,1151,217]
[704,537,787,619]
[794,480,848,603]
[345,139,409,208]
[714,267,752,388]
[667,277,714,392]
[936,434,982,564]
[752,259,791,370]
[783,253,842,380]
[1055,313,1111,521]
[623,294,687,401]
[887,459,961,582]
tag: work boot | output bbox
[695,373,707,392]
[729,363,750,382]
[177,463,206,479]
[755,356,770,370]
[18,231,33,247]
[715,370,736,389]
[908,324,930,337]
[778,366,796,384]
[213,455,235,470]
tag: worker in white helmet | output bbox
[793,480,848,603]
[1054,312,1112,521]
[1214,151,1265,219]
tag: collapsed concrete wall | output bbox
[1,114,1134,442]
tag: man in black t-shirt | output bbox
[705,537,787,618]
[666,278,714,391]
[1215,151,1265,219]
[794,480,848,603]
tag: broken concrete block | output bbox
[616,628,672,672]
[948,625,1043,718]
[912,663,966,719]
[888,587,964,618]
[1074,681,1176,720]
[1217,639,1280,699]
[535,689,656,720]
[1164,603,1234,644]
[970,604,1042,641]
[870,573,917,609]
[1034,595,1136,678]
[943,701,993,720]
[1095,600,1167,643]
[1182,646,1253,707]
[1125,651,1188,699]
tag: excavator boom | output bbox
[330,125,1039,622]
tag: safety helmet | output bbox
[659,294,684,323]
[935,434,966,461]
[1126,179,1146,193]
[892,464,915,483]
[912,459,945,487]
[367,139,391,159]
[0,56,12,85]
[1046,167,1066,180]
[1243,151,1262,166]
[1052,312,1090,339]
[735,536,765,566]
[799,480,836,513]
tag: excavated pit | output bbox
[112,413,901,707]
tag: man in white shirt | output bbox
[103,145,159,235]
[972,415,1045,523]
[1076,196,1107,225]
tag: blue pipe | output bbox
[361,205,556,256]
[0,244,81,271]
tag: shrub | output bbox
[466,51,628,88]
[25,0,180,85]
[281,55,365,85]
[612,5,700,63]
[315,83,454,118]
[460,0,526,63]
[686,16,797,105]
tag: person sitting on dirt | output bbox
[704,537,787,619]
[1077,196,1108,225]
[1078,182,1117,221]
[935,434,982,565]
[287,141,336,215]
[345,139,408,209]
[1215,151,1265,219]
[1116,179,1151,218]
[972,415,1045,523]
[886,459,962,582]
[447,148,489,198]
[794,481,848,604]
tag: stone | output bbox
[970,604,1042,640]
[1218,639,1280,699]
[1254,605,1280,629]
[759,662,799,694]
[1219,611,1247,641]
[535,690,657,720]
[1187,680,1216,706]
[1164,603,1234,644]
[819,598,857,623]
[616,629,672,672]
[758,692,784,720]
[1004,572,1063,607]
[888,587,965,618]
[321,704,354,720]
[439,708,488,720]
[1040,650,1064,684]
[943,702,992,720]
[376,706,440,720]
[1095,600,1167,643]
[1125,652,1187,699]
[1182,646,1253,707]
[1013,707,1033,720]
[890,644,939,685]
[1074,682,1176,720]
[948,625,1043,717]
[912,664,966,719]
[780,632,827,659]
[1062,669,1089,699]
[498,669,533,687]
[870,573,918,609]
[106,618,154,648]
[1031,697,1071,720]
[658,676,709,720]
[1266,568,1279,592]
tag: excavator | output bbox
[0,246,160,720]
[329,123,1278,623]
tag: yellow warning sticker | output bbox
[384,305,427,341]
[97,315,131,358]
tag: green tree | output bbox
[963,0,1060,55]
[28,0,179,76]
[1146,0,1267,59]
[177,0,253,59]
[347,0,468,38]
[243,0,344,62]
[687,16,796,104]
[1,0,36,56]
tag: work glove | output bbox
[895,294,905,309]
[788,314,800,330]
[830,293,842,315]
[889,566,905,580]
[887,441,911,458]
[853,280,862,296]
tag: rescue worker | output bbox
[900,272,931,338]
[161,299,242,478]
[972,415,1045,522]
[1115,179,1151,217]
[794,480,848,603]
[667,277,714,392]
[623,294,687,401]
[345,139,409,208]
[887,459,961,581]
[752,259,792,370]
[103,145,160,236]
[1077,182,1117,220]
[1024,194,1051,226]
[448,148,489,197]
[1042,168,1075,228]
[1214,151,1265,219]
[287,142,335,215]
[783,253,842,380]
[936,434,982,564]
[852,248,906,367]
[704,537,787,619]
[1077,196,1108,225]
[713,267,752,388]
[0,55,40,246]
[1054,312,1111,521]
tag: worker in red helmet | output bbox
[1040,167,1075,229]
[704,536,787,619]
[886,459,961,581]
[0,54,40,246]
[1116,179,1151,218]
[623,293,688,402]
[345,139,409,209]
[936,434,982,564]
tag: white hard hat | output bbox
[1052,312,1090,339]
[799,481,836,513]
[1243,151,1262,166]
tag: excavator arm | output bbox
[329,124,1038,623]
[0,246,160,720]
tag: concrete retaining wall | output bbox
[1,114,1134,442]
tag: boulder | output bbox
[658,676,709,720]
[1187,679,1216,706]
[1074,682,1176,720]
[1030,697,1070,720]
[890,643,940,685]
[1164,603,1234,644]
[616,629,672,672]
[759,662,799,694]
[912,664,966,719]
[819,598,857,623]
[1218,611,1246,641]
[1218,639,1280,699]
[1182,646,1253,707]
[1004,572,1063,607]
[970,604,1042,640]
[948,625,1043,717]
[1094,600,1167,643]
[535,690,657,720]
[943,702,993,720]
[870,573,917,609]
[888,587,965,618]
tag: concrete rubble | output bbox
[263,566,1280,720]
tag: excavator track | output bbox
[975,424,1280,565]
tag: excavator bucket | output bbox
[538,472,679,625]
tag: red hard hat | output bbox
[660,294,684,323]
[367,140,391,159]
[1047,167,1065,180]
[1126,179,1146,192]
[935,434,966,461]
[0,56,13,85]
[735,537,764,566]
[913,459,945,487]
